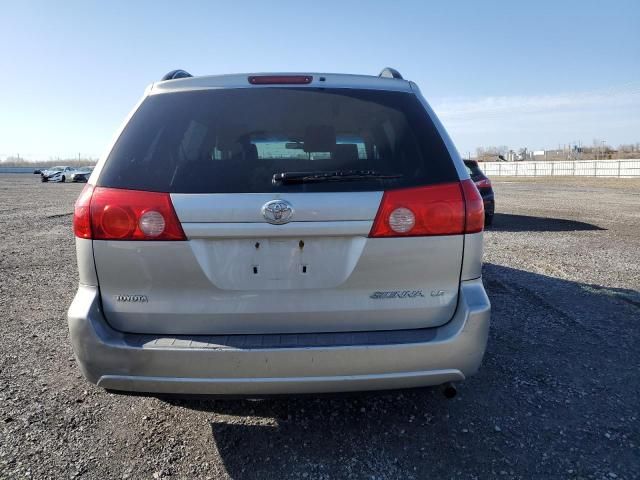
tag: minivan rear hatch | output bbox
[91,85,465,335]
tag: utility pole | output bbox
[578,140,582,160]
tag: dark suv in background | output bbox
[464,160,494,226]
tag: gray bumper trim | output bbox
[98,370,464,395]
[127,326,438,350]
[68,279,490,395]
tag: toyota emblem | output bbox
[261,199,294,225]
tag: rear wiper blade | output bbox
[273,170,403,184]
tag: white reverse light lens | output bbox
[139,210,166,237]
[388,207,415,233]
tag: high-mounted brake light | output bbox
[369,180,484,237]
[248,75,312,85]
[73,186,186,241]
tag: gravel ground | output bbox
[0,174,638,480]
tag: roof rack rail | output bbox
[378,67,403,80]
[161,69,193,81]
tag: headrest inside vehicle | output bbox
[303,125,336,152]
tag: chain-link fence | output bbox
[477,159,640,177]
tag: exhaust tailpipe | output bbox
[442,382,457,399]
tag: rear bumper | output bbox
[68,279,490,395]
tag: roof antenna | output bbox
[161,69,193,81]
[378,67,403,79]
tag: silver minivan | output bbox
[68,68,490,396]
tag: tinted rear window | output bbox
[98,88,457,193]
[464,161,484,177]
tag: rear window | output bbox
[464,162,483,177]
[98,88,457,193]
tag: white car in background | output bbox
[70,166,94,183]
[41,166,81,183]
[41,166,70,182]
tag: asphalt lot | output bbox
[0,174,638,480]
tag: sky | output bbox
[1,0,639,161]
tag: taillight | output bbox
[460,179,484,234]
[369,180,484,237]
[73,186,186,241]
[475,178,491,188]
[248,75,312,85]
[73,184,94,239]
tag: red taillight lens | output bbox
[475,178,491,188]
[248,75,312,85]
[369,182,464,237]
[73,186,186,240]
[73,184,94,239]
[91,188,186,240]
[369,180,484,238]
[461,179,485,233]
[99,204,136,239]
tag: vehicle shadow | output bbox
[490,213,605,232]
[159,264,639,479]
[165,388,451,479]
